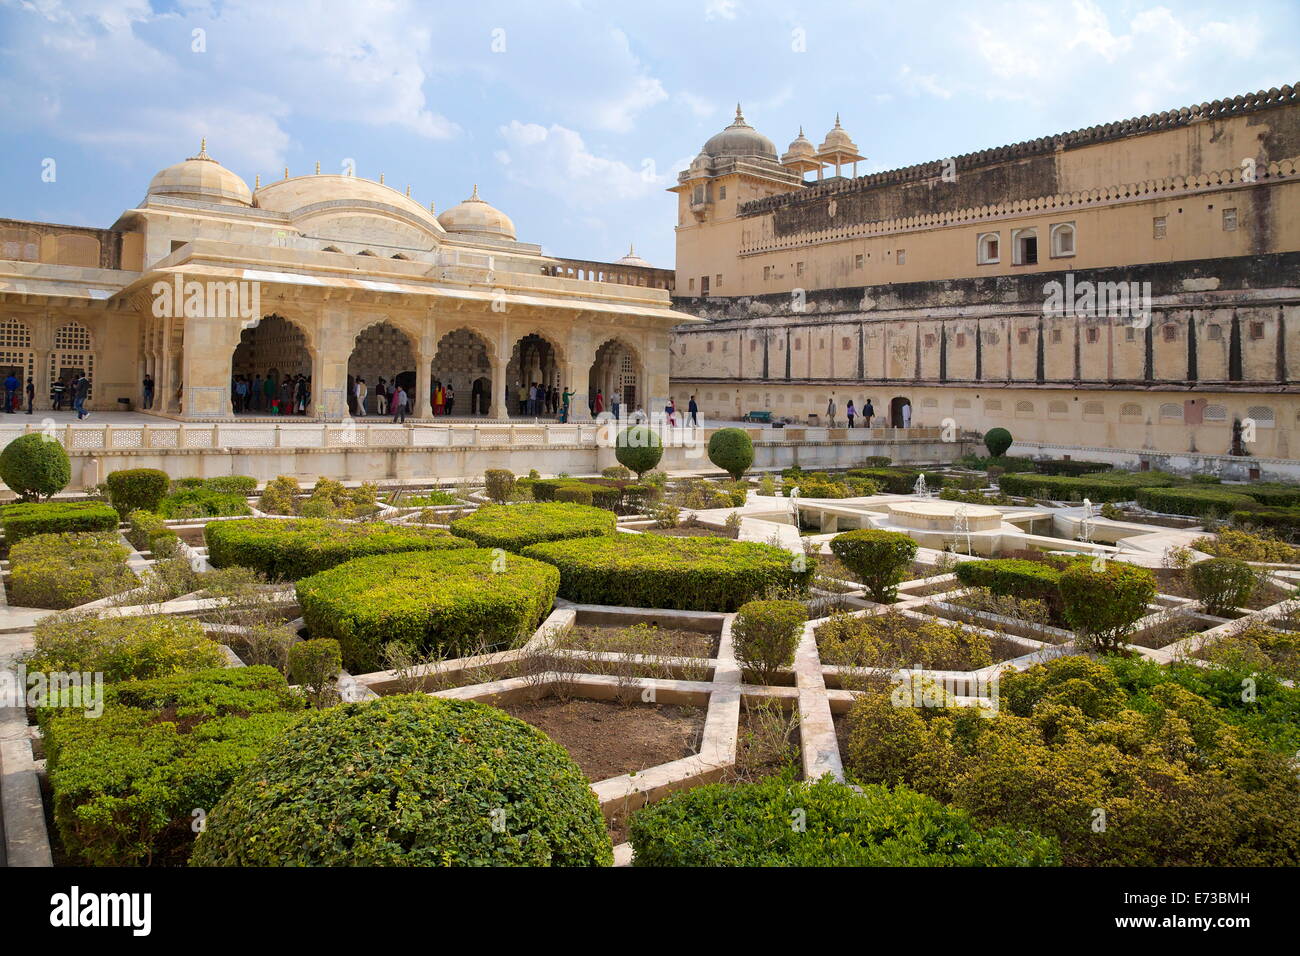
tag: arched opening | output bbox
[889,395,912,428]
[348,321,415,416]
[51,321,96,405]
[431,328,493,417]
[231,314,312,415]
[0,318,35,412]
[506,333,562,418]
[589,338,643,418]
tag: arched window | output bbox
[1083,401,1104,417]
[1246,406,1275,428]
[1012,228,1038,265]
[1121,403,1143,418]
[976,232,1000,265]
[1203,404,1227,422]
[50,321,95,400]
[1048,400,1068,416]
[0,318,35,396]
[984,399,1002,412]
[1015,400,1034,416]
[1159,403,1182,422]
[1050,222,1076,258]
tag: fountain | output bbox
[1078,497,1095,544]
[788,485,800,528]
[953,503,973,555]
[913,474,929,498]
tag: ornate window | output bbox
[976,232,1000,265]
[1049,222,1076,258]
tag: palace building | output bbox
[0,145,684,421]
[667,87,1300,464]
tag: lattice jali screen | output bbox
[50,322,95,400]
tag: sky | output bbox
[1,0,1297,269]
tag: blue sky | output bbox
[2,0,1297,268]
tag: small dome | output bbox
[147,141,252,206]
[615,243,651,268]
[436,185,516,240]
[818,114,859,155]
[781,126,817,164]
[702,105,778,160]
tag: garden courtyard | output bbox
[2,426,1299,868]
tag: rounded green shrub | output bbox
[954,557,1069,617]
[191,695,612,866]
[450,502,615,552]
[829,529,918,602]
[7,531,134,609]
[707,428,755,481]
[105,468,171,517]
[206,518,473,580]
[1189,557,1258,615]
[26,614,225,683]
[1,501,119,543]
[628,775,1058,866]
[295,548,559,672]
[615,425,663,478]
[521,533,812,612]
[202,475,258,496]
[125,509,179,558]
[0,433,71,501]
[553,484,593,506]
[158,488,252,520]
[732,599,805,682]
[484,468,516,503]
[983,427,1013,458]
[1059,561,1156,651]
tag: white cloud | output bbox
[705,0,741,21]
[496,121,668,205]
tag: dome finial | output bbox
[835,113,842,127]
[187,138,215,163]
[471,183,480,199]
[628,241,635,256]
[315,160,321,174]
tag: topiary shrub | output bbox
[191,695,611,867]
[731,599,805,683]
[206,518,473,581]
[7,531,135,609]
[296,548,559,672]
[288,638,342,706]
[628,774,1058,866]
[828,529,918,602]
[484,468,516,503]
[450,502,615,552]
[105,468,170,517]
[954,557,1067,612]
[0,433,71,501]
[0,501,119,543]
[531,478,621,510]
[26,613,225,684]
[1058,561,1156,651]
[158,488,252,520]
[615,425,663,478]
[1230,507,1300,542]
[39,666,304,866]
[843,467,936,495]
[522,534,812,612]
[707,428,755,481]
[1135,485,1254,519]
[1188,557,1258,615]
[257,475,300,514]
[983,427,1013,458]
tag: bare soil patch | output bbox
[558,622,718,659]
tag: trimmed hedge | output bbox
[844,467,937,495]
[40,666,304,866]
[158,488,252,520]
[954,558,1070,618]
[1033,460,1113,477]
[531,478,621,510]
[628,775,1058,866]
[202,475,258,496]
[1059,561,1157,651]
[1135,485,1254,518]
[191,695,611,866]
[450,502,616,552]
[0,501,119,543]
[0,432,70,501]
[732,599,805,682]
[7,531,135,609]
[206,518,473,581]
[295,548,559,672]
[829,529,919,602]
[26,614,225,684]
[998,470,1177,502]
[1188,557,1258,615]
[126,509,179,558]
[105,468,170,517]
[1232,507,1300,540]
[521,533,812,612]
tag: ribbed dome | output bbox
[147,141,252,206]
[615,243,651,268]
[702,105,778,160]
[436,185,516,240]
[781,126,817,163]
[817,115,859,155]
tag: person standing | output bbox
[391,384,407,423]
[51,377,66,411]
[901,400,912,429]
[560,386,573,423]
[3,371,17,413]
[825,394,837,428]
[25,378,34,415]
[375,379,388,416]
[354,378,367,416]
[666,397,677,427]
[444,383,454,416]
[142,373,154,410]
[687,395,699,427]
[594,390,604,416]
[611,390,621,421]
[846,400,856,428]
[73,373,90,419]
[234,376,248,412]
[863,399,875,428]
[295,376,308,415]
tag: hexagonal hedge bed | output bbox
[295,548,559,672]
[190,695,612,866]
[206,518,473,580]
[521,533,812,611]
[450,502,616,552]
[0,501,119,543]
